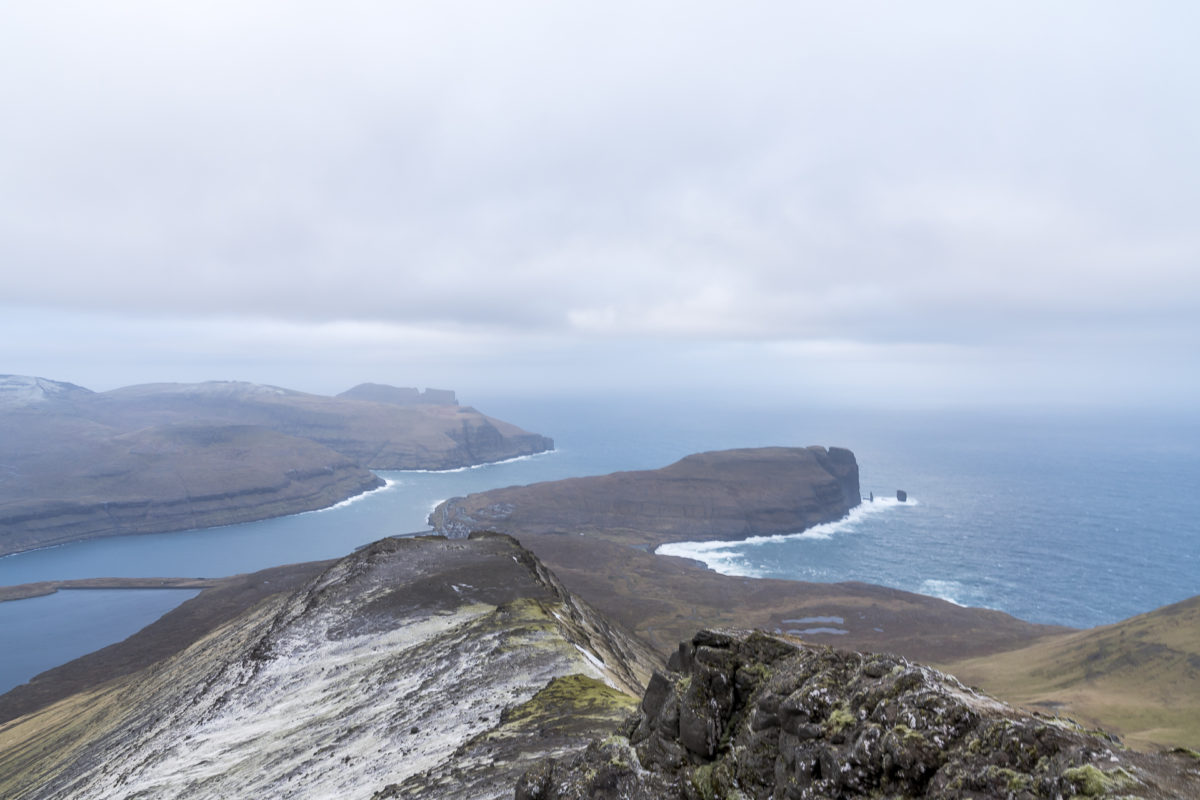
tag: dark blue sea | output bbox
[2,396,1198,694]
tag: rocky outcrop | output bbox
[338,383,458,405]
[0,533,660,800]
[0,376,553,555]
[430,446,859,547]
[517,630,1200,799]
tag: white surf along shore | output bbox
[397,449,555,474]
[654,495,918,578]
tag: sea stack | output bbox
[896,489,908,502]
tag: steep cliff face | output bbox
[518,630,1200,799]
[0,534,659,800]
[0,421,383,555]
[430,446,860,547]
[337,383,459,405]
[96,381,554,470]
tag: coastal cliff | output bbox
[95,380,554,470]
[426,446,1068,664]
[0,375,553,555]
[430,446,860,546]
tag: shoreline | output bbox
[0,577,220,604]
[653,496,915,565]
[0,449,555,561]
[389,447,556,474]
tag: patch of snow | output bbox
[0,374,91,407]
[573,644,617,689]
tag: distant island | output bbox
[0,375,553,556]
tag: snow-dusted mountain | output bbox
[0,533,658,800]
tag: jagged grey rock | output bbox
[516,630,1200,799]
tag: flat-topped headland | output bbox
[431,445,860,549]
[428,447,1066,664]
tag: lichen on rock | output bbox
[517,630,1197,799]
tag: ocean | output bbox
[1,396,1198,694]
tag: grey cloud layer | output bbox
[2,2,1198,402]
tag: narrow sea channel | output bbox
[2,398,1197,694]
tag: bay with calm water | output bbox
[2,396,1198,694]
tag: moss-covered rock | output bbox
[518,630,1195,799]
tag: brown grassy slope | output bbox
[0,592,290,800]
[514,531,1068,666]
[946,594,1200,752]
[0,561,331,725]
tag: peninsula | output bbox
[0,375,553,556]
[2,535,1195,799]
[431,445,861,548]
[429,447,1063,661]
[2,444,1198,798]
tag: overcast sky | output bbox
[2,2,1197,409]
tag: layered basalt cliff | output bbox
[0,376,553,555]
[0,533,659,800]
[94,380,554,470]
[518,630,1200,799]
[430,446,860,547]
[0,418,384,556]
[337,383,458,405]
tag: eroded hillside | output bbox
[0,533,657,800]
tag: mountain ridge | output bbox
[0,533,658,800]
